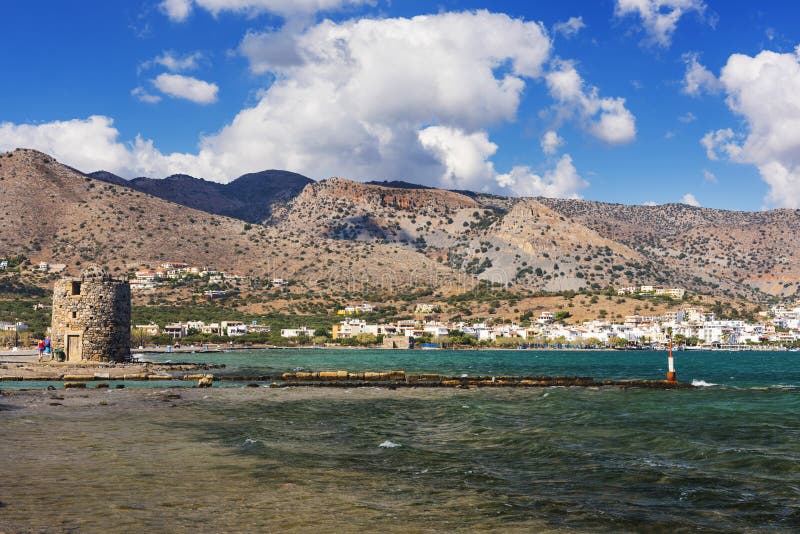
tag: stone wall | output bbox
[51,269,131,362]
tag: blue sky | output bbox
[2,0,800,211]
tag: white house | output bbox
[281,327,314,338]
[163,323,187,339]
[222,321,248,336]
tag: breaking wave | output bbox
[691,379,718,387]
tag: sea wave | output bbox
[691,379,718,387]
[378,440,401,448]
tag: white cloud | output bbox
[160,0,374,21]
[0,12,552,186]
[0,116,141,174]
[142,51,203,72]
[160,0,192,22]
[681,52,721,96]
[703,169,717,183]
[0,11,622,199]
[553,16,586,38]
[153,73,219,104]
[204,11,552,183]
[541,130,564,155]
[418,126,497,191]
[642,200,658,206]
[131,86,162,104]
[615,0,706,48]
[546,59,636,145]
[701,47,800,207]
[238,21,306,73]
[497,154,588,198]
[678,111,696,123]
[681,192,701,206]
[700,128,738,160]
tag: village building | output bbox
[280,326,314,338]
[163,323,187,339]
[134,323,160,336]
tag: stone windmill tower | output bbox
[51,265,131,362]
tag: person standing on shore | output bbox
[37,339,45,362]
[44,336,51,360]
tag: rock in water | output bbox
[198,375,214,388]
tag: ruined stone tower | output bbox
[51,266,131,362]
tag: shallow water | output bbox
[2,350,799,532]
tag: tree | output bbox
[610,336,629,348]
[554,310,571,323]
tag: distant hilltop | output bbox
[90,168,313,224]
[2,147,800,301]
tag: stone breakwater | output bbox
[270,371,691,389]
[0,365,690,389]
[0,361,225,382]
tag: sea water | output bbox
[1,350,799,531]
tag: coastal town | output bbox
[3,261,800,350]
[128,301,800,350]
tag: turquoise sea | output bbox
[143,347,800,388]
[2,349,799,532]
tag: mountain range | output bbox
[90,168,312,223]
[2,147,799,302]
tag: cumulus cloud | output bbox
[642,200,658,206]
[546,59,636,144]
[553,16,585,38]
[700,128,738,160]
[131,86,162,103]
[678,111,696,123]
[418,127,498,191]
[681,52,721,96]
[153,73,219,104]
[160,0,192,21]
[701,46,800,207]
[703,169,717,183]
[0,11,628,199]
[681,192,701,206]
[141,51,203,72]
[497,154,588,198]
[0,116,142,174]
[615,0,706,47]
[201,11,553,183]
[160,0,373,21]
[541,130,564,155]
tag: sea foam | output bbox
[378,440,401,448]
[691,379,718,387]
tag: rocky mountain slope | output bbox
[538,199,800,299]
[270,178,684,295]
[3,148,799,302]
[90,168,312,223]
[270,178,800,300]
[0,149,457,292]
